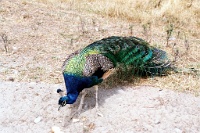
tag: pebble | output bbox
[174,128,182,133]
[97,112,104,117]
[72,118,80,123]
[12,46,18,51]
[154,115,161,124]
[169,37,176,41]
[8,77,15,82]
[51,126,64,133]
[34,116,42,123]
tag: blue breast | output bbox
[63,73,103,104]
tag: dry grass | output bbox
[39,0,199,35]
[0,0,199,95]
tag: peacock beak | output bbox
[58,105,62,111]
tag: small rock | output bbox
[72,118,80,123]
[51,126,64,133]
[95,27,99,32]
[81,116,87,122]
[52,126,60,132]
[34,116,42,123]
[154,116,161,124]
[174,128,182,133]
[155,121,161,124]
[12,46,19,52]
[8,77,15,82]
[88,123,95,130]
[97,112,104,117]
[169,37,176,41]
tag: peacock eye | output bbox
[62,101,66,106]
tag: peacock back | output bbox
[63,36,171,77]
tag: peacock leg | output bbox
[77,89,87,113]
[94,85,103,117]
[94,85,99,109]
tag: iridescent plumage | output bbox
[58,36,171,109]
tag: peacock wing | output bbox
[83,54,114,78]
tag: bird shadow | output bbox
[62,85,124,125]
[62,72,144,124]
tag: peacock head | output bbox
[57,88,68,110]
[57,88,78,110]
[58,96,68,110]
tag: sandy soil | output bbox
[0,81,200,133]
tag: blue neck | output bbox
[63,73,103,104]
[65,94,79,104]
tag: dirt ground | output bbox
[0,81,200,133]
[0,0,200,133]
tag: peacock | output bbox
[57,36,172,116]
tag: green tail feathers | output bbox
[85,36,172,76]
[117,45,172,76]
[142,48,172,76]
